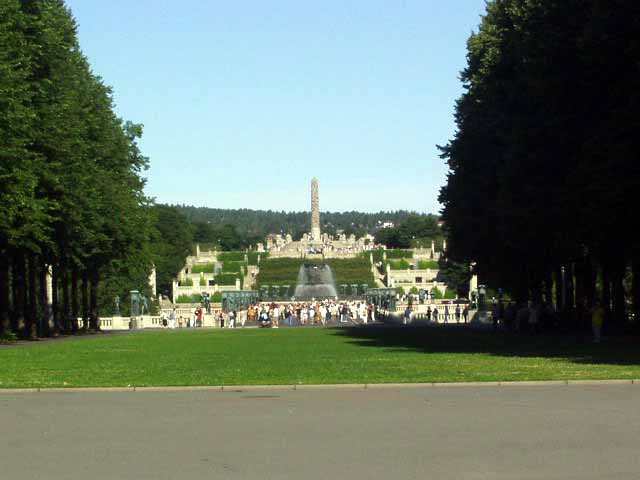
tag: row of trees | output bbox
[175,205,434,241]
[439,0,640,329]
[0,1,158,337]
[374,215,443,249]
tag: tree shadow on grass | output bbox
[332,324,640,367]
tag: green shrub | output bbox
[0,331,18,343]
[221,261,244,273]
[326,258,375,287]
[255,258,301,286]
[218,251,245,262]
[386,249,413,259]
[215,273,238,285]
[179,278,194,286]
[191,264,215,274]
[444,288,457,299]
[388,259,410,270]
[176,292,224,304]
[199,276,206,286]
[195,243,218,254]
[176,294,201,304]
[409,286,419,294]
[417,260,439,270]
[247,252,268,265]
[365,249,385,263]
[432,287,444,299]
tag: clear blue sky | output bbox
[66,0,486,214]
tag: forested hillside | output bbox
[171,205,437,241]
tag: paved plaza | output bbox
[2,384,639,479]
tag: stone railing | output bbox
[77,316,162,330]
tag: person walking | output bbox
[403,306,412,325]
[462,305,469,324]
[455,305,461,323]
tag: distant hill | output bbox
[169,205,438,241]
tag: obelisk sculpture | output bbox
[311,178,321,241]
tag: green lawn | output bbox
[1,327,639,389]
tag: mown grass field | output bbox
[1,327,639,389]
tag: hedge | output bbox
[176,294,202,303]
[256,258,375,288]
[388,259,411,270]
[176,292,223,304]
[385,249,413,259]
[215,273,240,286]
[247,251,268,265]
[218,251,245,262]
[221,261,244,274]
[417,260,439,270]
[191,264,215,274]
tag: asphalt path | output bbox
[2,385,639,479]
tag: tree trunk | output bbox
[0,249,9,335]
[51,264,60,335]
[61,262,71,333]
[39,261,50,337]
[632,257,640,332]
[601,261,612,332]
[89,269,100,331]
[11,251,26,335]
[71,267,79,333]
[583,255,596,308]
[611,260,627,329]
[81,270,89,331]
[554,266,563,312]
[544,270,553,306]
[25,252,38,339]
[574,260,585,310]
[566,263,575,313]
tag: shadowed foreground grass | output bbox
[1,326,639,388]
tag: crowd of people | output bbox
[246,300,377,327]
[404,304,470,324]
[491,301,606,342]
[155,297,607,344]
[160,301,380,329]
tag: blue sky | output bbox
[66,0,486,213]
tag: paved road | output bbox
[2,385,639,479]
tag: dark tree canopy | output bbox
[0,0,155,336]
[439,0,640,328]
